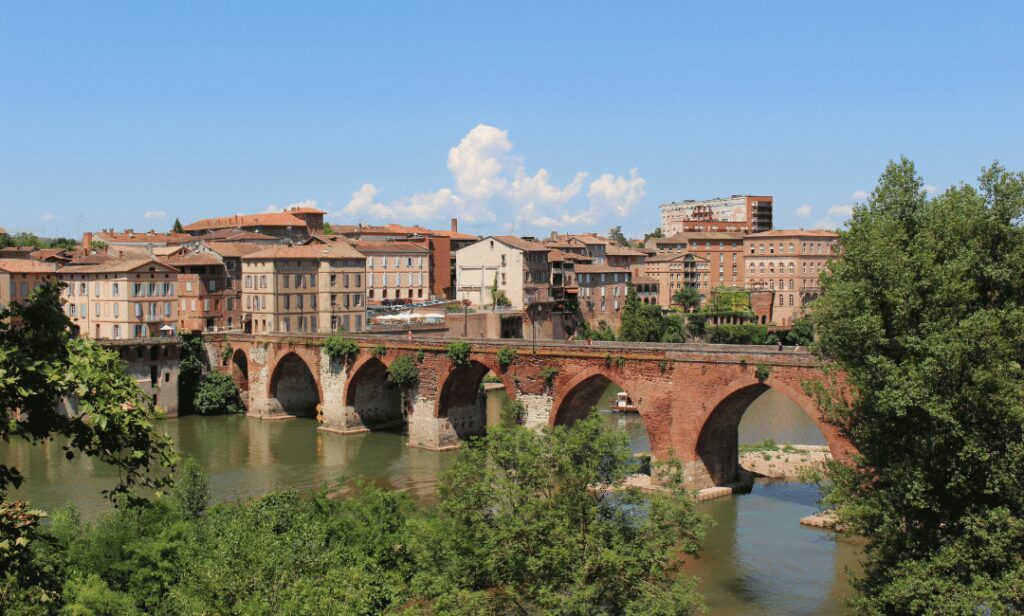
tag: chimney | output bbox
[83,232,92,251]
[450,218,458,233]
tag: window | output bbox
[203,299,209,312]
[69,303,77,316]
[330,274,337,286]
[227,297,233,310]
[309,274,315,287]
[245,276,252,289]
[297,295,303,309]
[789,294,795,306]
[148,283,157,296]
[79,282,87,295]
[111,283,120,296]
[260,275,267,289]
[355,274,361,288]
[186,281,193,292]
[113,303,119,317]
[95,303,101,317]
[343,273,349,288]
[208,280,216,291]
[94,282,100,297]
[135,303,143,317]
[284,295,290,309]
[113,325,120,339]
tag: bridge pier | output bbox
[516,393,554,429]
[407,394,459,450]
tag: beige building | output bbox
[308,236,431,305]
[0,259,59,313]
[241,243,367,335]
[57,258,181,339]
[455,236,551,308]
[743,229,838,325]
[641,253,709,306]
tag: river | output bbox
[2,387,858,614]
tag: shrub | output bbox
[706,324,769,345]
[324,336,360,365]
[220,342,233,367]
[496,348,517,370]
[387,355,420,413]
[372,344,387,358]
[541,366,558,389]
[446,341,471,367]
[754,361,772,382]
[193,371,244,416]
[415,349,425,363]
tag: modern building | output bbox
[743,229,839,325]
[241,243,367,335]
[57,258,180,339]
[184,205,326,241]
[661,195,773,235]
[455,236,551,308]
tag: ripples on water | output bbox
[1,386,857,615]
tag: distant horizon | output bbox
[3,2,1021,239]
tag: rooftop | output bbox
[183,212,309,232]
[744,229,839,239]
[202,241,272,258]
[243,242,365,261]
[490,235,551,252]
[94,230,193,244]
[0,259,59,274]
[194,228,280,242]
[58,258,179,274]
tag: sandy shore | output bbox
[739,444,831,480]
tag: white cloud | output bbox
[262,204,282,213]
[852,190,869,200]
[286,199,317,210]
[814,218,839,230]
[923,184,937,194]
[796,205,813,218]
[41,212,55,221]
[337,124,644,229]
[828,204,854,217]
[144,210,166,219]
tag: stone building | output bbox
[743,229,838,325]
[57,258,180,339]
[455,236,552,308]
[575,263,632,329]
[183,205,325,242]
[308,236,431,305]
[241,242,367,335]
[107,338,181,416]
[195,241,269,330]
[158,252,234,333]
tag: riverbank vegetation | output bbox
[3,412,709,614]
[810,159,1024,613]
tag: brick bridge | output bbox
[207,333,852,489]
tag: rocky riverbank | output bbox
[739,443,831,480]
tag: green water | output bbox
[2,387,856,614]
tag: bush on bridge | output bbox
[496,347,516,370]
[445,341,471,367]
[705,323,769,345]
[193,371,244,416]
[323,336,359,365]
[386,355,419,412]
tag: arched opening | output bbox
[554,374,651,464]
[268,352,319,417]
[697,384,831,486]
[345,357,404,430]
[438,360,505,440]
[231,348,249,392]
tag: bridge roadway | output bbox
[209,332,851,489]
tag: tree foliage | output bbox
[619,285,683,343]
[386,355,419,412]
[671,286,702,311]
[496,347,516,370]
[172,218,184,234]
[192,371,244,416]
[323,336,359,365]
[810,158,1024,613]
[581,319,616,341]
[785,317,814,346]
[446,341,471,367]
[607,225,630,247]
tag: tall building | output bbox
[241,243,367,335]
[661,195,773,235]
[183,205,325,242]
[455,236,552,308]
[743,229,838,326]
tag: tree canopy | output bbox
[810,158,1024,613]
[607,225,630,247]
[171,218,184,233]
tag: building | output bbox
[307,235,431,305]
[184,205,325,242]
[188,228,281,244]
[0,259,59,313]
[241,243,367,335]
[157,252,234,333]
[195,241,270,330]
[743,229,839,325]
[57,258,180,339]
[641,231,744,303]
[661,195,773,235]
[455,236,551,308]
[107,338,181,416]
[91,229,193,254]
[641,253,708,306]
[330,220,478,299]
[575,263,633,328]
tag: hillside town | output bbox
[0,195,837,344]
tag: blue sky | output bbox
[2,2,1022,239]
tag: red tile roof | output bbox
[158,253,225,267]
[203,241,273,258]
[329,223,477,241]
[94,230,194,244]
[744,229,839,239]
[183,212,308,232]
[490,236,550,252]
[194,228,280,241]
[58,258,179,274]
[0,259,59,274]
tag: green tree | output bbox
[177,333,207,416]
[410,412,707,613]
[172,457,210,520]
[607,225,630,246]
[618,285,666,342]
[385,355,419,413]
[672,285,702,311]
[643,226,664,242]
[322,221,334,235]
[581,319,616,341]
[785,317,814,346]
[809,158,1024,613]
[193,371,244,416]
[172,218,184,234]
[490,274,511,307]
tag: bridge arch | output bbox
[696,373,845,486]
[344,355,404,430]
[436,357,512,440]
[268,351,321,417]
[230,348,249,392]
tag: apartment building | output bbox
[329,220,478,299]
[158,252,234,333]
[575,263,633,328]
[643,232,744,293]
[743,229,838,325]
[57,258,180,339]
[661,195,773,235]
[308,236,431,305]
[195,241,269,329]
[241,243,367,335]
[641,253,709,306]
[0,259,59,311]
[91,229,193,253]
[455,236,551,308]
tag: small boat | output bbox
[609,391,639,413]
